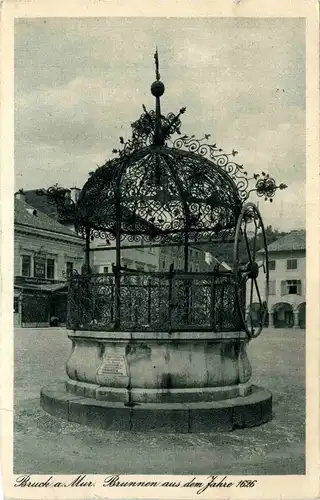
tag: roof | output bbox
[23,190,61,220]
[14,198,81,238]
[24,188,168,235]
[263,230,306,253]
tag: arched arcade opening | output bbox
[297,302,306,329]
[272,302,294,328]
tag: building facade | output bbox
[14,193,84,327]
[247,230,306,329]
[90,237,159,273]
[90,236,212,274]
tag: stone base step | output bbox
[40,382,272,433]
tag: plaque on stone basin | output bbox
[97,354,128,377]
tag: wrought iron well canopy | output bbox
[40,50,287,338]
[75,50,284,249]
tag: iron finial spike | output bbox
[154,47,160,81]
[151,48,165,145]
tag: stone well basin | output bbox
[65,330,252,404]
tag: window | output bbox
[103,266,109,274]
[21,255,31,277]
[47,259,55,279]
[66,261,73,278]
[287,280,301,295]
[269,260,276,271]
[287,259,297,270]
[162,260,166,269]
[281,280,302,295]
[269,280,276,295]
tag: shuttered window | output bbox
[287,259,297,270]
[47,259,55,279]
[21,255,31,277]
[269,260,276,271]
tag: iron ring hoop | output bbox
[233,202,269,339]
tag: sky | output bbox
[14,17,305,232]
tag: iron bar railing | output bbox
[67,270,245,333]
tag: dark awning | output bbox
[14,283,68,293]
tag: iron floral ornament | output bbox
[108,96,287,204]
[36,184,77,222]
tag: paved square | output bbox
[14,327,305,475]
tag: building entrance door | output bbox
[50,293,68,326]
[285,310,294,327]
[21,293,50,327]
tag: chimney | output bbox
[15,189,26,202]
[70,187,81,203]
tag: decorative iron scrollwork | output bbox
[173,135,287,203]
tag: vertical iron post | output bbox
[114,175,122,329]
[80,225,92,327]
[210,266,218,331]
[84,225,91,274]
[147,277,152,325]
[183,221,190,326]
[168,263,174,332]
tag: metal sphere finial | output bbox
[151,80,165,97]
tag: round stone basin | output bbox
[65,330,252,404]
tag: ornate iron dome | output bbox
[37,50,286,248]
[69,49,286,247]
[36,50,287,336]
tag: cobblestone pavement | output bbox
[14,327,305,475]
